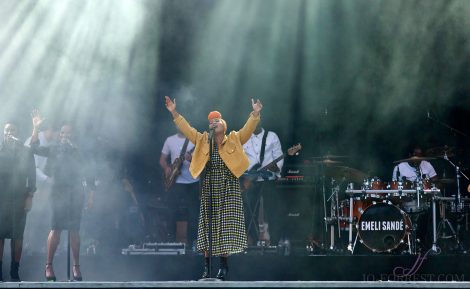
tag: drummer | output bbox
[392,146,437,252]
[392,146,438,182]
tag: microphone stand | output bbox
[67,142,84,282]
[200,128,219,281]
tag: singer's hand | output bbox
[251,98,263,113]
[31,109,44,129]
[165,96,176,112]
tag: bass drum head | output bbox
[358,203,410,252]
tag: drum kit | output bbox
[315,147,470,255]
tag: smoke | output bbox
[177,0,469,175]
[0,0,165,266]
[0,0,160,152]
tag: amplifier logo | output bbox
[360,220,404,231]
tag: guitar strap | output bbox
[258,130,268,166]
[179,138,190,159]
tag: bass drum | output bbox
[357,203,411,253]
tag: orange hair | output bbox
[208,111,222,121]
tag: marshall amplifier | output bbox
[280,163,316,185]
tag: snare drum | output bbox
[357,203,411,252]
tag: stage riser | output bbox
[3,255,468,282]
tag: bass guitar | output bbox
[164,140,194,191]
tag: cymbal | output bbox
[311,159,343,165]
[311,154,349,159]
[324,166,367,183]
[426,145,458,158]
[393,156,436,164]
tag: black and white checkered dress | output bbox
[196,144,247,256]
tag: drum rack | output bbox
[344,188,441,254]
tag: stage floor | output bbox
[1,281,470,289]
[1,252,468,284]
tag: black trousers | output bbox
[166,182,200,245]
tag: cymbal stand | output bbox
[346,184,357,254]
[320,174,334,250]
[332,179,342,239]
[431,196,438,253]
[443,152,469,206]
[322,176,328,234]
[440,201,460,245]
[326,179,340,250]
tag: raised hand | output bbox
[31,109,44,129]
[251,98,263,113]
[165,96,176,112]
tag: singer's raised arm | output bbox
[164,96,205,145]
[235,98,262,144]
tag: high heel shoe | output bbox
[72,265,82,281]
[10,261,21,282]
[45,263,56,282]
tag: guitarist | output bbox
[243,122,284,182]
[159,129,199,247]
[242,122,283,246]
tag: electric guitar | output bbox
[241,143,301,191]
[244,143,302,180]
[164,142,194,191]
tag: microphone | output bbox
[208,126,215,140]
[63,138,77,149]
[7,135,20,142]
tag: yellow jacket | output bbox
[173,112,260,179]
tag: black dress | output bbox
[31,142,90,230]
[0,141,36,239]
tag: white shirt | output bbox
[243,128,283,180]
[392,161,437,182]
[161,134,198,184]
